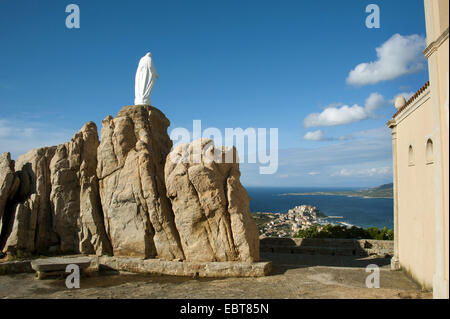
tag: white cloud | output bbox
[364,92,385,114]
[241,132,393,187]
[303,92,386,128]
[347,34,426,86]
[304,104,367,127]
[303,130,325,141]
[303,130,353,142]
[305,126,391,144]
[0,120,35,138]
[303,90,415,129]
[332,168,352,177]
[351,126,391,140]
[331,167,391,177]
[0,118,75,159]
[308,171,320,176]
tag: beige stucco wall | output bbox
[424,0,449,298]
[433,20,449,299]
[392,0,448,296]
[395,95,436,289]
[435,33,449,299]
[434,0,449,36]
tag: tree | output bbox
[296,224,394,240]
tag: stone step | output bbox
[31,256,92,272]
[31,256,92,279]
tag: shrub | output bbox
[296,224,394,240]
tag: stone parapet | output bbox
[260,237,393,257]
[0,260,33,275]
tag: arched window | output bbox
[426,139,434,164]
[408,145,415,166]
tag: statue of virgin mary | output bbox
[134,52,159,105]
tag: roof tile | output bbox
[392,81,430,118]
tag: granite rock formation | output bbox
[0,105,259,264]
[97,105,184,260]
[49,121,112,255]
[2,147,57,253]
[0,153,20,248]
[0,123,113,256]
[0,153,19,224]
[165,139,259,262]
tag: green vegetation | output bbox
[353,183,393,198]
[295,224,394,240]
[252,213,275,229]
[315,210,327,218]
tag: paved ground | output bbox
[0,253,431,299]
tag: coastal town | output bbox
[253,205,333,238]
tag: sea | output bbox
[247,187,393,230]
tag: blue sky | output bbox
[0,0,428,187]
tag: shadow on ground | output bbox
[259,237,392,275]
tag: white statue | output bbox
[134,52,159,105]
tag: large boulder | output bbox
[2,194,39,252]
[97,105,184,260]
[0,153,20,248]
[0,153,19,223]
[164,139,260,262]
[2,123,113,256]
[50,121,112,255]
[4,147,58,252]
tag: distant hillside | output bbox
[350,183,393,198]
[279,183,393,199]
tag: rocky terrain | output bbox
[0,105,259,263]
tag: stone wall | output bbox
[0,260,33,275]
[260,237,393,257]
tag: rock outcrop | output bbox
[0,153,19,223]
[1,124,112,256]
[2,147,57,253]
[0,153,20,248]
[1,105,260,265]
[50,122,112,255]
[165,139,260,262]
[97,105,184,260]
[2,194,40,253]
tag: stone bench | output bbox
[31,256,92,279]
[96,256,272,278]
